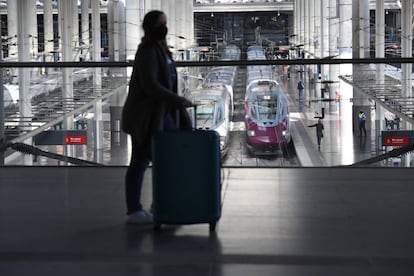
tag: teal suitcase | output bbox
[151,129,221,231]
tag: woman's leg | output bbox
[125,137,149,215]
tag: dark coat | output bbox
[121,41,191,146]
[308,122,324,137]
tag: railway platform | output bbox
[281,67,406,167]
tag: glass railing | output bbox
[1,57,414,167]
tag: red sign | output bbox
[383,136,409,146]
[64,135,87,145]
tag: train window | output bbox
[197,105,214,120]
[257,80,271,86]
[216,105,223,123]
[257,100,277,120]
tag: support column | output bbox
[298,0,303,48]
[176,0,186,53]
[401,0,413,167]
[108,0,120,61]
[339,0,352,59]
[125,0,143,58]
[92,0,104,154]
[7,0,18,84]
[352,0,371,135]
[59,1,75,161]
[0,44,3,165]
[328,0,339,98]
[299,0,305,47]
[27,1,38,61]
[108,0,128,61]
[375,0,386,145]
[17,0,34,165]
[108,0,128,154]
[72,1,79,60]
[401,0,412,98]
[339,0,352,78]
[320,0,330,79]
[81,0,90,61]
[7,1,18,60]
[308,0,315,54]
[161,0,168,15]
[313,0,320,57]
[44,0,54,62]
[185,0,194,50]
[293,0,298,45]
[118,1,127,61]
[375,0,385,83]
[336,0,354,154]
[145,0,152,11]
[151,0,162,10]
[303,0,308,50]
[328,0,338,57]
[165,0,177,51]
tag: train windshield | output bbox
[195,103,223,129]
[249,95,278,120]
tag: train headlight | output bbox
[247,130,256,137]
[220,136,226,147]
[282,130,289,137]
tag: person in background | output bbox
[308,119,324,149]
[358,110,367,136]
[335,91,340,103]
[297,79,305,98]
[121,10,193,225]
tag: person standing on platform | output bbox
[308,119,324,149]
[297,79,305,98]
[358,110,367,136]
[121,10,193,225]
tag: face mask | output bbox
[150,25,168,41]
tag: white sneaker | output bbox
[126,210,153,225]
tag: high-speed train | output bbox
[186,45,240,157]
[3,85,18,108]
[244,45,291,155]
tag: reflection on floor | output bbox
[1,166,414,275]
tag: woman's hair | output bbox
[141,10,170,54]
[142,10,164,33]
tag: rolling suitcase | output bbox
[151,111,221,231]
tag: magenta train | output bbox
[244,45,292,156]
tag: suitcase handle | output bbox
[193,105,198,129]
[175,104,198,130]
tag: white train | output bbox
[3,85,18,108]
[186,45,241,158]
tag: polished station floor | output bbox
[1,166,414,275]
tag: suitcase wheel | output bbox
[209,222,216,232]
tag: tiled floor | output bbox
[1,166,414,275]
